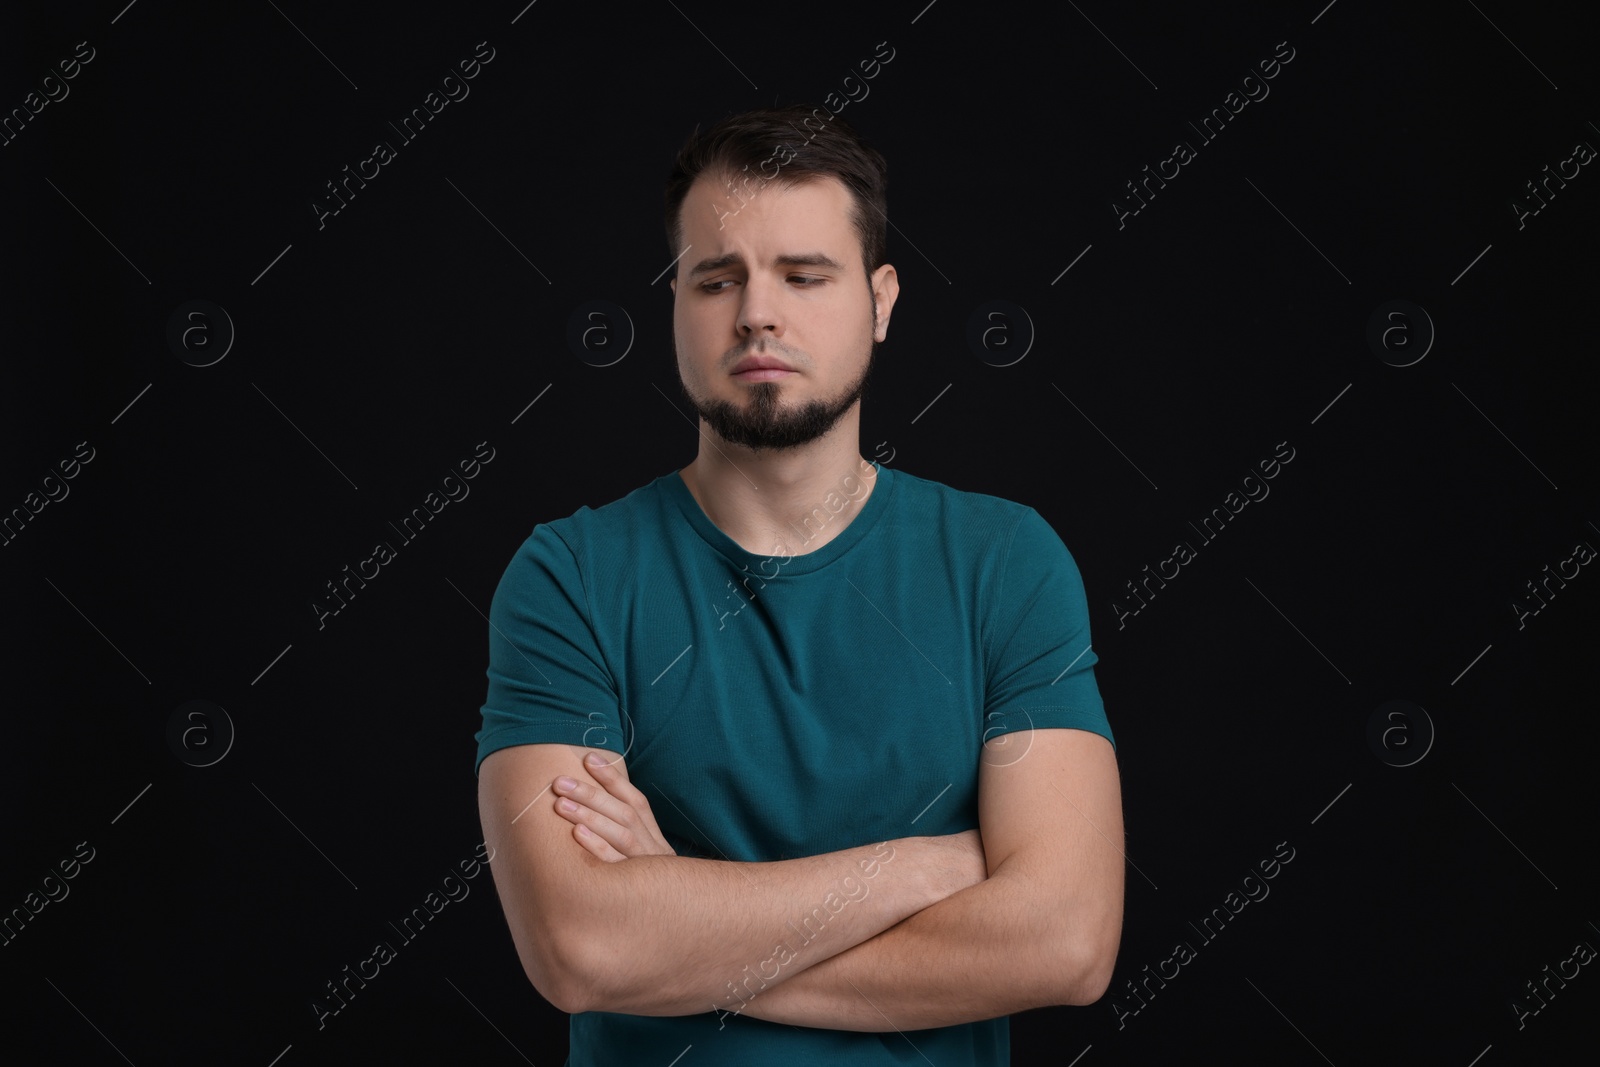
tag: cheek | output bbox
[674,316,714,377]
[834,310,874,356]
[676,311,705,350]
[672,323,690,371]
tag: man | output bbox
[475,104,1123,1065]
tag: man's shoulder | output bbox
[499,471,679,580]
[886,467,1082,579]
[521,470,675,540]
[887,466,1044,534]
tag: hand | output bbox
[551,750,677,862]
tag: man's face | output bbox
[670,172,896,453]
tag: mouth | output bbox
[730,356,796,380]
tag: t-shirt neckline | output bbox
[660,462,895,576]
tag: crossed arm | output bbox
[478,728,1124,1030]
[727,728,1124,1030]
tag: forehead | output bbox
[679,172,861,269]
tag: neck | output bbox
[680,423,880,557]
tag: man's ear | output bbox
[870,263,900,342]
[669,277,676,294]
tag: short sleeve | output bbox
[473,524,624,778]
[982,507,1114,751]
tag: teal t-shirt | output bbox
[474,462,1113,1066]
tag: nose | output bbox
[736,272,784,340]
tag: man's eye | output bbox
[790,276,823,285]
[701,280,734,292]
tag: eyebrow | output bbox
[686,252,846,278]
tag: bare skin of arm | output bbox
[478,743,987,1017]
[554,729,1125,1030]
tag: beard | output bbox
[675,306,878,454]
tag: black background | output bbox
[3,1,1596,1063]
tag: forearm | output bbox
[734,862,1091,1031]
[543,836,960,1016]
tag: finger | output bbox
[582,751,656,816]
[553,767,673,856]
[582,747,630,775]
[553,772,648,836]
[554,795,644,855]
[573,822,626,862]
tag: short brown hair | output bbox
[663,105,889,280]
